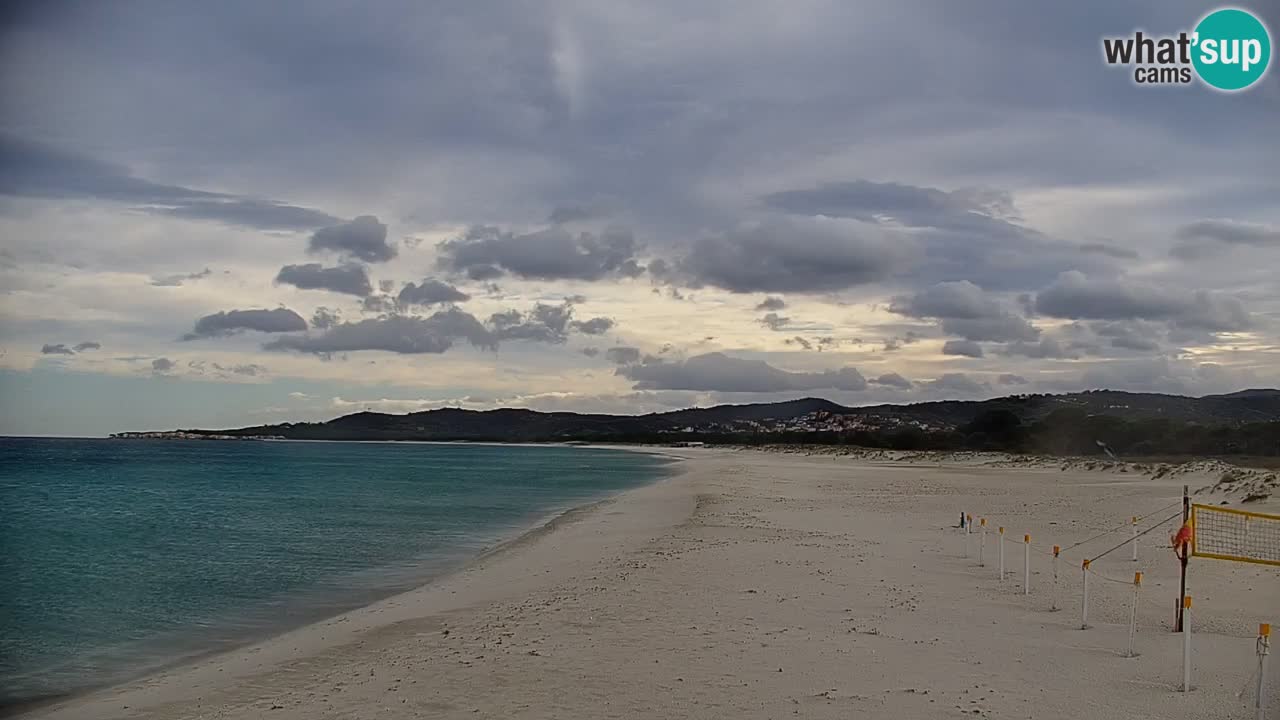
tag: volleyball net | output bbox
[1190,503,1280,567]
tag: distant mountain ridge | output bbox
[132,389,1280,444]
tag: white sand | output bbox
[21,449,1280,719]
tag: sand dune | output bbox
[23,449,1279,719]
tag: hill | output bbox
[115,390,1280,457]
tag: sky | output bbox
[1,1,1278,436]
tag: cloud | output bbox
[40,343,74,355]
[999,337,1076,359]
[676,217,910,293]
[151,357,175,374]
[211,362,266,377]
[1172,219,1280,259]
[153,199,339,230]
[1035,271,1251,332]
[942,339,984,358]
[891,281,1039,342]
[756,296,787,311]
[311,307,342,329]
[397,278,470,306]
[761,180,1104,290]
[926,373,989,396]
[619,352,867,393]
[605,346,641,365]
[786,336,814,350]
[1078,242,1139,260]
[997,373,1028,385]
[437,225,641,281]
[0,132,339,230]
[1090,320,1164,352]
[570,316,614,335]
[184,308,308,339]
[489,303,573,344]
[264,308,495,355]
[150,268,212,287]
[275,263,372,297]
[72,341,101,352]
[580,346,600,358]
[759,312,790,331]
[309,216,396,263]
[870,372,913,389]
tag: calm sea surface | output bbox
[0,438,674,705]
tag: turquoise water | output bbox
[0,438,674,706]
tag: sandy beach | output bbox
[20,448,1279,720]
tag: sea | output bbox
[0,437,675,707]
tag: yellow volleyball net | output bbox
[1189,504,1280,567]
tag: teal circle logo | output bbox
[1192,8,1271,91]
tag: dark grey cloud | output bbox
[759,312,790,331]
[1091,320,1164,352]
[756,296,787,311]
[151,357,175,374]
[361,295,396,314]
[211,362,266,377]
[489,302,574,344]
[999,337,1076,359]
[580,346,600,358]
[438,226,640,281]
[72,341,101,352]
[942,339,984,358]
[397,278,470,306]
[153,198,339,230]
[926,373,989,396]
[311,307,342,330]
[547,205,599,224]
[275,263,372,297]
[150,268,212,287]
[619,352,866,393]
[605,346,641,365]
[997,373,1028,385]
[1035,271,1252,332]
[264,308,494,355]
[891,281,1040,342]
[786,336,814,350]
[0,132,338,231]
[309,216,395,263]
[184,308,308,339]
[570,316,614,335]
[1172,219,1280,259]
[870,372,913,390]
[890,280,1002,320]
[40,343,74,355]
[1078,242,1139,260]
[761,180,1111,291]
[677,217,910,293]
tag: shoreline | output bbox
[7,444,690,719]
[18,448,1278,719]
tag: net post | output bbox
[1258,623,1271,720]
[1023,534,1031,596]
[1131,516,1139,562]
[1081,559,1090,629]
[1126,572,1142,658]
[1178,486,1189,633]
[1181,595,1192,692]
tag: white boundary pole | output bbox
[998,527,1005,581]
[1131,516,1139,562]
[1127,572,1142,658]
[1081,559,1091,629]
[979,519,986,566]
[965,514,972,557]
[1023,534,1031,596]
[1181,595,1192,692]
[1051,545,1060,611]
[1257,623,1271,720]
